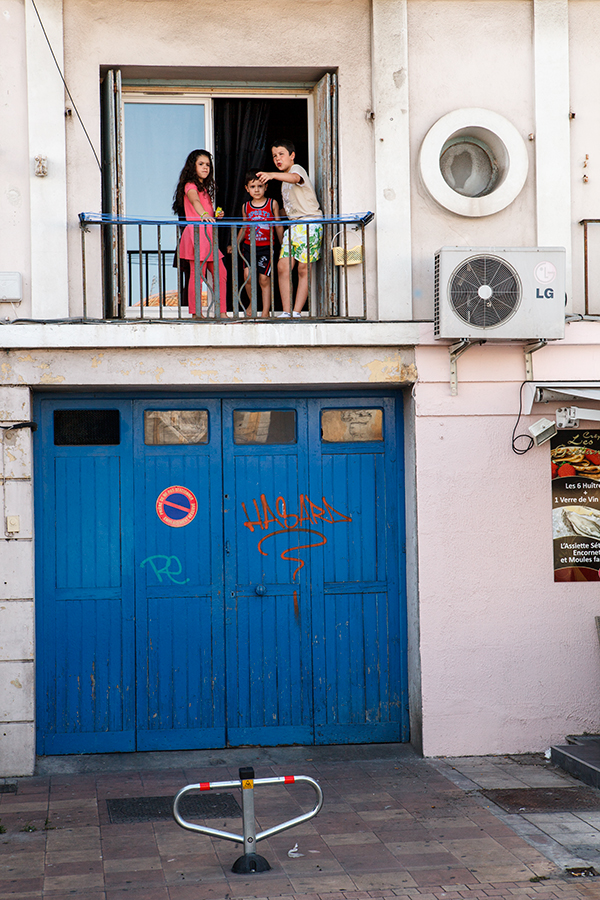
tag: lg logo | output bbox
[534,261,557,284]
[534,261,556,299]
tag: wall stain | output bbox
[90,354,104,368]
[364,356,417,383]
[39,373,66,384]
[393,67,406,89]
[190,369,218,382]
[10,678,22,689]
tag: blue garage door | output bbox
[35,393,407,754]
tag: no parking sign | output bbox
[156,485,198,528]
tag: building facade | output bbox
[2,0,600,776]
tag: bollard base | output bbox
[232,852,271,874]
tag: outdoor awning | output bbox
[524,382,600,414]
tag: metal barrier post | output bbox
[232,766,271,874]
[173,767,323,875]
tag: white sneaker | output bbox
[277,311,291,318]
[292,311,301,318]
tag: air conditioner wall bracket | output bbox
[449,339,485,396]
[524,339,548,381]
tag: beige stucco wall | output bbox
[5,0,600,773]
[569,2,600,313]
[0,0,31,317]
[61,0,377,318]
[0,386,35,777]
[408,0,537,319]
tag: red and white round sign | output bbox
[156,485,198,528]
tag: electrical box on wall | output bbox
[0,272,22,302]
[434,247,566,340]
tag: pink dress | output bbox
[179,183,226,315]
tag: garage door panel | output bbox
[36,399,135,755]
[36,392,408,754]
[55,456,122,590]
[308,398,406,744]
[223,399,313,744]
[135,592,225,750]
[134,399,225,749]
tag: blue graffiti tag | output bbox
[140,555,190,585]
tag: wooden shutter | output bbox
[313,73,339,315]
[101,69,125,316]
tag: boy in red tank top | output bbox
[238,169,283,318]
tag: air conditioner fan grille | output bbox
[449,256,520,328]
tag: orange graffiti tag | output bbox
[241,493,352,587]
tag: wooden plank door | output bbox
[35,398,136,754]
[308,398,408,744]
[222,398,314,745]
[133,399,226,750]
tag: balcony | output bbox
[79,212,374,322]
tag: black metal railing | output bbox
[79,212,374,321]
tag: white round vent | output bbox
[419,109,529,217]
[449,255,521,329]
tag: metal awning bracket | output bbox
[524,339,548,381]
[449,339,484,396]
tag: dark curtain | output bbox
[214,99,272,311]
[214,99,272,218]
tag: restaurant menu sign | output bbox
[551,430,600,581]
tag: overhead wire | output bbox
[29,0,102,172]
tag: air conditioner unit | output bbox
[434,247,566,340]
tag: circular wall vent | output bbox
[419,108,529,217]
[440,138,499,197]
[449,255,521,328]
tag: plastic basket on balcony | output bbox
[331,231,363,266]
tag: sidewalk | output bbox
[2,744,600,900]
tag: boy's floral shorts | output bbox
[279,223,323,264]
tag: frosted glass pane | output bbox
[124,103,206,218]
[124,103,206,304]
[321,409,383,442]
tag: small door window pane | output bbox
[144,410,208,445]
[54,410,120,445]
[321,409,383,443]
[233,410,296,445]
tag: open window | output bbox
[101,71,338,317]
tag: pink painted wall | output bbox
[415,324,600,756]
